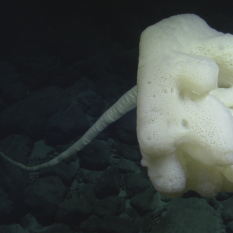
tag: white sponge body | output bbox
[137,14,233,198]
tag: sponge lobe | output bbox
[137,14,233,198]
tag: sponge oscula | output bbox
[137,14,233,198]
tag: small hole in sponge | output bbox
[182,119,189,128]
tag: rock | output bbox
[25,176,67,224]
[55,196,93,225]
[130,187,159,214]
[154,198,221,233]
[116,143,141,162]
[124,173,151,198]
[80,215,100,232]
[45,104,89,145]
[95,196,125,217]
[95,166,121,199]
[80,139,111,171]
[99,216,138,233]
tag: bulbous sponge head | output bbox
[137,14,233,198]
